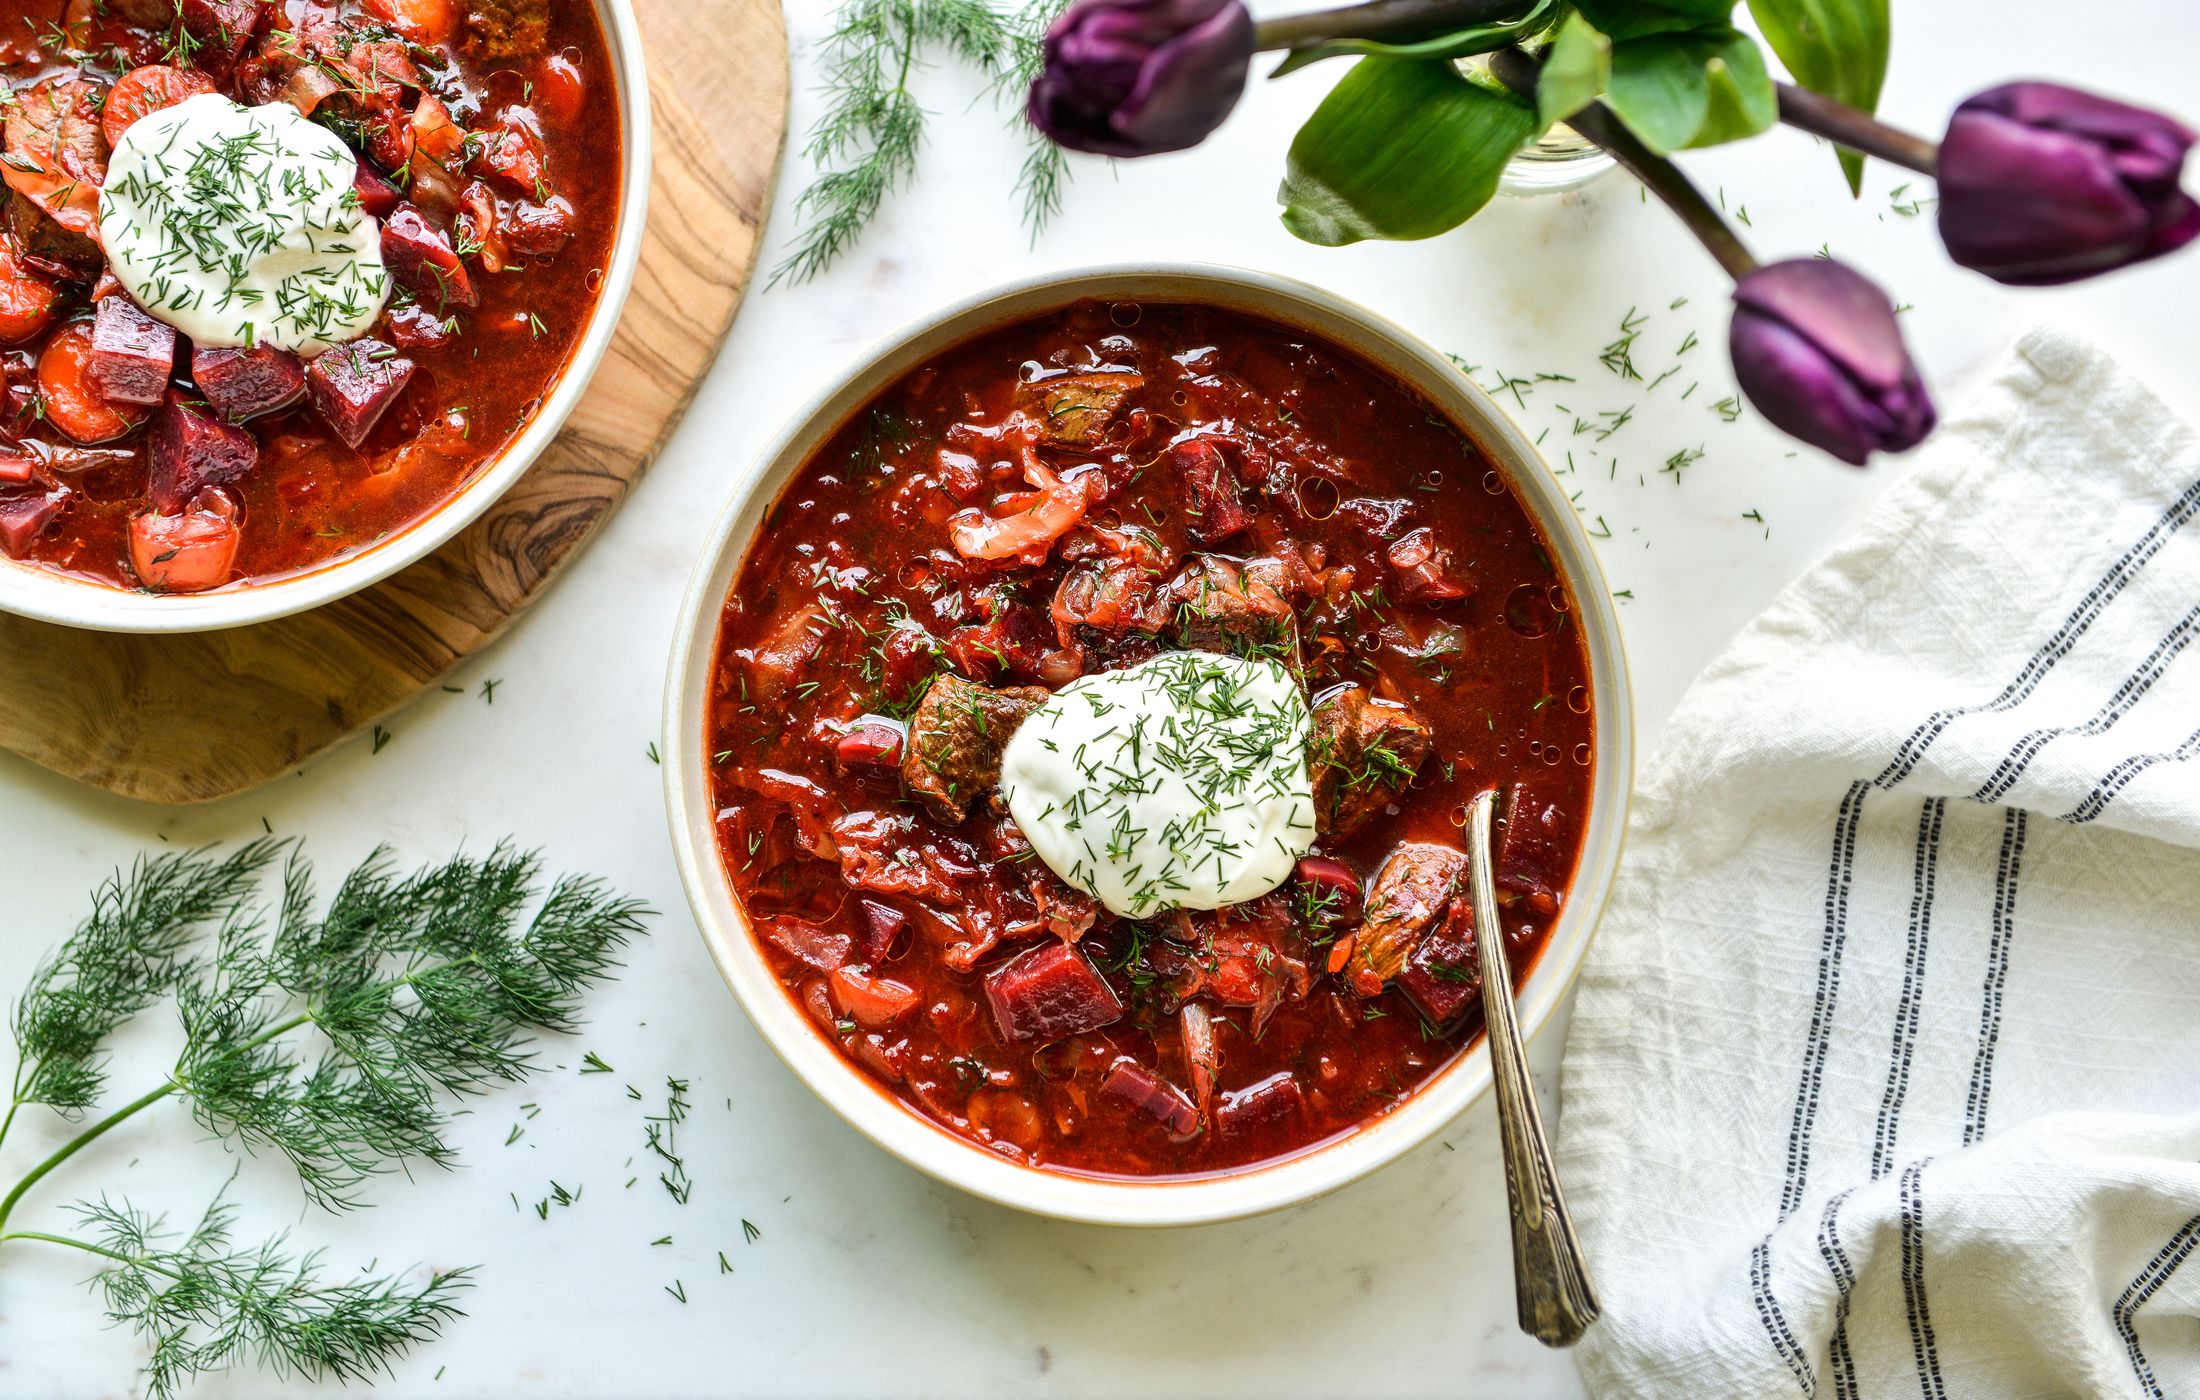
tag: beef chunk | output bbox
[1052,555,1169,647]
[464,0,550,60]
[1173,437,1250,544]
[1309,685,1432,837]
[89,296,175,405]
[180,0,270,80]
[1349,842,1465,992]
[6,194,100,283]
[901,673,1049,823]
[1166,555,1297,654]
[1020,371,1141,447]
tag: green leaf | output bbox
[1270,0,1559,78]
[1536,12,1611,129]
[1601,27,1775,154]
[1279,59,1537,246]
[1748,0,1890,193]
[1571,0,1735,41]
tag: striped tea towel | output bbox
[1558,328,2200,1400]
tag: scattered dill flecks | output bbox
[580,1051,613,1074]
[371,725,392,754]
[772,0,1016,285]
[646,1077,693,1205]
[742,1219,762,1245]
[479,678,501,704]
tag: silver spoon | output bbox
[1465,787,1601,1347]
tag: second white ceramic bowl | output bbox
[664,264,1634,1226]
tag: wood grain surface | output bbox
[0,0,789,805]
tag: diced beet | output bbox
[385,301,456,352]
[1498,782,1570,903]
[836,716,907,770]
[307,339,415,449]
[1398,897,1483,1032]
[89,297,176,406]
[191,345,306,423]
[0,482,68,557]
[1174,437,1250,544]
[352,159,402,218]
[148,402,257,514]
[1387,527,1470,604]
[758,917,851,973]
[1294,855,1362,926]
[856,898,907,963]
[1102,1059,1200,1140]
[983,941,1123,1045]
[1217,1071,1305,1139]
[180,0,269,80]
[0,451,33,485]
[380,205,477,311]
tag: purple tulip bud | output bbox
[1938,82,2200,286]
[1729,260,1936,467]
[1027,0,1255,159]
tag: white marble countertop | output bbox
[5,2,2197,1395]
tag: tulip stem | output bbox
[1488,48,1759,281]
[1253,0,1528,51]
[1776,83,1941,177]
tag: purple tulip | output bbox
[1729,260,1936,467]
[1027,0,1255,158]
[1938,82,2200,286]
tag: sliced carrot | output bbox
[361,0,458,46]
[0,243,59,346]
[38,322,148,444]
[130,505,239,593]
[102,65,219,150]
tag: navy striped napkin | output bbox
[1558,329,2200,1400]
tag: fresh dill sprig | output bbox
[997,0,1076,239]
[772,0,1012,285]
[0,842,651,1399]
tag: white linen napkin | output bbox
[1558,328,2200,1400]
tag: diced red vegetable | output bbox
[468,109,548,195]
[982,941,1123,1045]
[178,0,269,81]
[1397,896,1482,1032]
[1102,1059,1200,1139]
[1217,1071,1305,1138]
[362,0,459,49]
[835,716,907,770]
[0,482,68,557]
[89,296,175,405]
[381,205,477,311]
[506,197,575,257]
[534,53,587,124]
[39,323,148,445]
[1293,855,1362,927]
[0,242,57,346]
[307,339,415,449]
[1387,527,1470,604]
[828,967,921,1029]
[129,497,238,592]
[148,401,257,514]
[101,65,218,149]
[757,917,852,973]
[352,159,402,218]
[192,344,305,423]
[0,451,32,485]
[1174,437,1249,544]
[856,898,907,963]
[1498,781,1570,907]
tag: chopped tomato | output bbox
[129,500,240,593]
[102,65,219,150]
[534,54,586,125]
[410,92,467,166]
[0,244,59,346]
[362,0,457,46]
[38,322,148,444]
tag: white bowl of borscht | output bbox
[665,266,1634,1225]
[0,0,649,633]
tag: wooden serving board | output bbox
[0,0,789,805]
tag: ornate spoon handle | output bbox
[1466,789,1601,1347]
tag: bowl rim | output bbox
[0,0,655,635]
[662,263,1636,1227]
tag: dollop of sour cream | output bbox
[1001,651,1317,919]
[99,94,390,355]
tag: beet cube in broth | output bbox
[1397,898,1482,1032]
[0,483,69,557]
[148,402,257,514]
[1216,1072,1305,1139]
[89,297,176,405]
[1101,1060,1201,1140]
[193,344,305,422]
[856,898,907,964]
[381,205,478,311]
[308,340,415,449]
[1499,783,1572,903]
[983,941,1123,1045]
